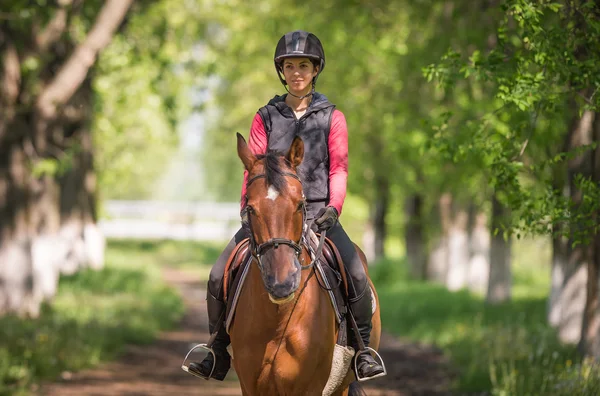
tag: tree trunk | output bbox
[486,194,511,303]
[548,166,570,326]
[371,176,389,262]
[580,112,600,357]
[0,142,39,316]
[548,232,570,325]
[0,33,39,316]
[362,222,375,263]
[0,1,133,317]
[58,78,105,274]
[427,193,452,283]
[468,205,490,294]
[59,126,105,273]
[427,193,471,290]
[552,239,588,345]
[405,192,426,279]
[36,0,135,119]
[445,202,470,291]
[550,108,595,344]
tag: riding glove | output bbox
[314,206,338,231]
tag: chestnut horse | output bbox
[230,133,381,396]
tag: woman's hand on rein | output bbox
[314,206,338,231]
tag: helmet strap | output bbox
[284,83,315,100]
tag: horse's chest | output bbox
[257,351,329,396]
[232,272,336,395]
[233,318,330,393]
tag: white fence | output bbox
[99,200,241,241]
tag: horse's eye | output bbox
[296,202,305,212]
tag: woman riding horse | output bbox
[188,30,385,382]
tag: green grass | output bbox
[0,239,217,396]
[371,238,600,396]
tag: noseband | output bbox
[245,172,323,271]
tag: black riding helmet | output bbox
[274,30,325,98]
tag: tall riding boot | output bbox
[349,286,385,380]
[188,291,231,381]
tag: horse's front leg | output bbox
[232,354,261,396]
[238,379,251,396]
[240,388,251,396]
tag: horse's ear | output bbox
[286,136,304,168]
[237,132,256,171]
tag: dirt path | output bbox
[41,268,454,396]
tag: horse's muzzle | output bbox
[261,254,301,303]
[268,273,299,299]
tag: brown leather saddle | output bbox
[222,232,350,333]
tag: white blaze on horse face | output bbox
[266,185,280,201]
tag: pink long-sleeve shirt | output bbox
[240,110,349,215]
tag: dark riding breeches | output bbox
[322,221,373,344]
[324,222,369,301]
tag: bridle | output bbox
[245,171,325,272]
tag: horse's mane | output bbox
[256,150,292,193]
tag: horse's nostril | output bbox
[269,273,300,298]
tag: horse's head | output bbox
[237,133,306,304]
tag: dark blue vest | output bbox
[258,93,335,202]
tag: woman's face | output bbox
[282,57,318,96]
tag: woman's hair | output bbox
[280,57,320,72]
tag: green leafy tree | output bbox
[427,0,600,355]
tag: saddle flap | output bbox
[223,239,253,334]
[223,238,250,302]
